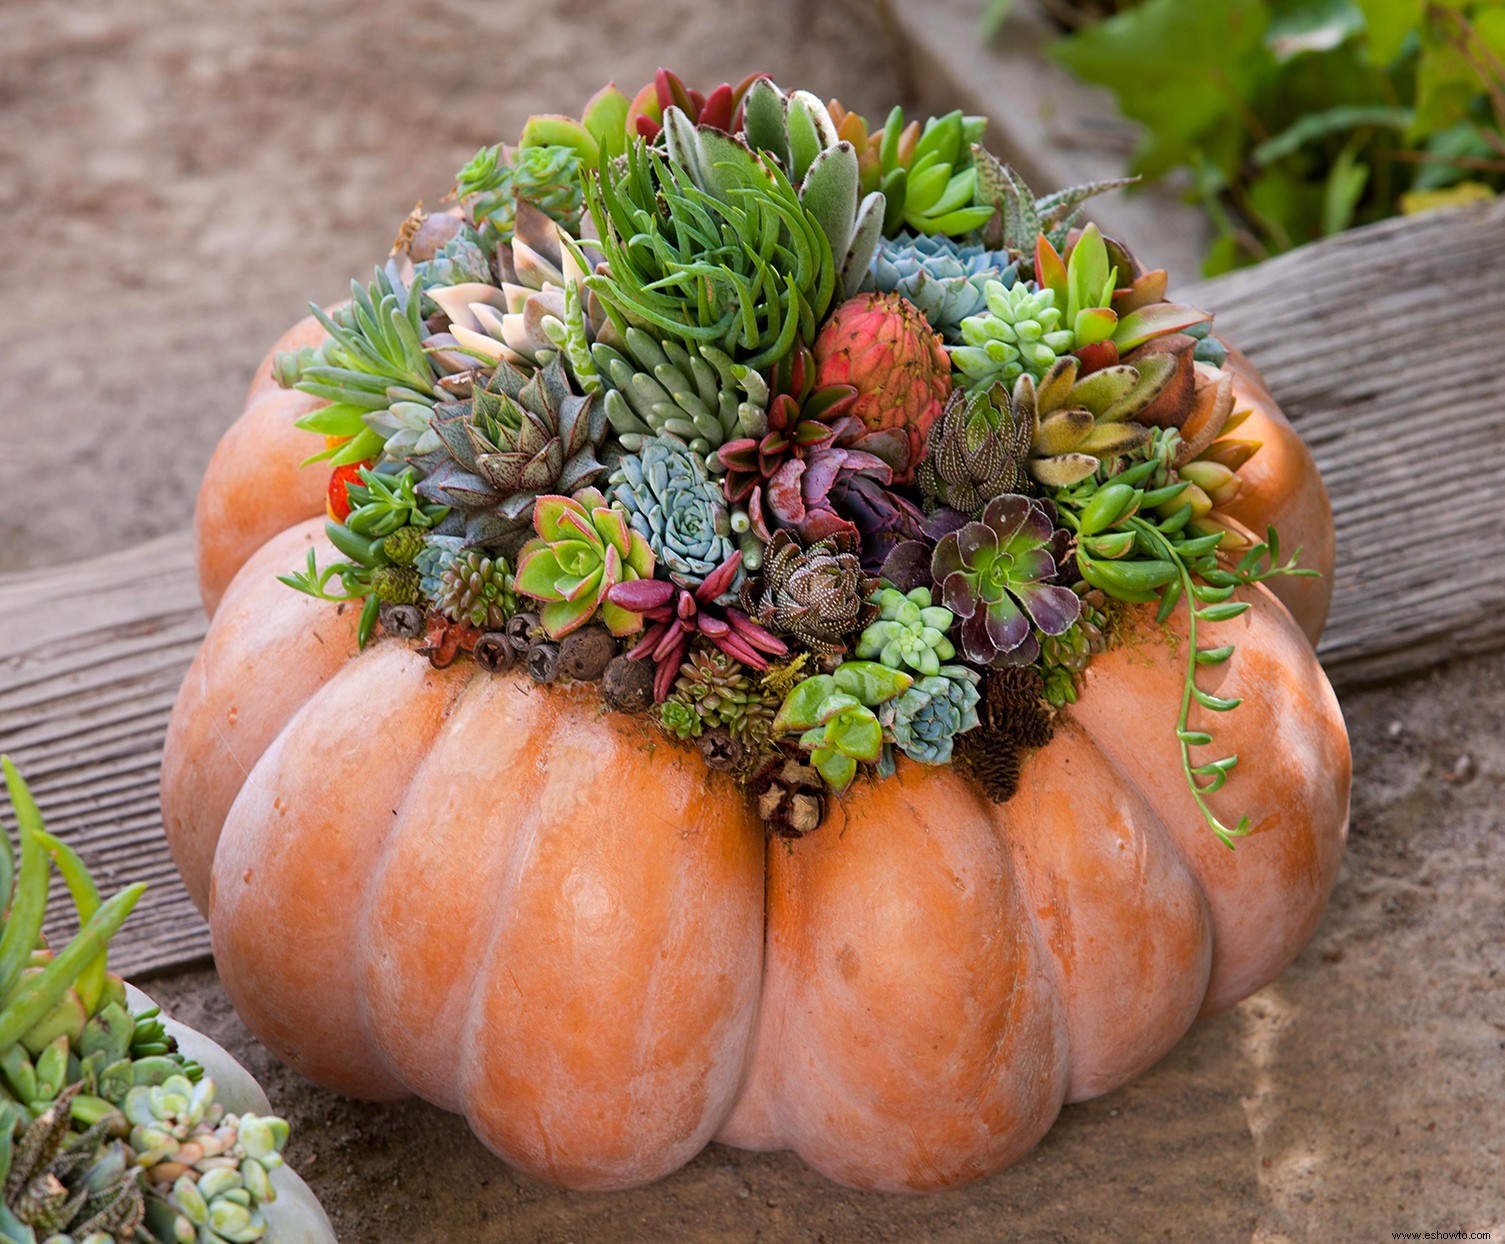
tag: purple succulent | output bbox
[932,494,1081,667]
[607,553,789,701]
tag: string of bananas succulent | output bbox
[269,69,1319,843]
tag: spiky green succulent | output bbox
[436,552,516,630]
[591,329,767,467]
[878,665,981,766]
[513,489,655,638]
[916,383,1030,515]
[725,81,884,298]
[419,357,608,553]
[583,137,835,369]
[869,234,1017,335]
[609,437,737,588]
[970,149,1135,257]
[950,281,1074,390]
[770,661,913,792]
[855,586,957,677]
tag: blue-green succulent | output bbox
[855,586,956,676]
[870,234,1018,336]
[609,435,737,588]
[878,665,981,766]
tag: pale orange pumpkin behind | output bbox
[162,312,1349,1192]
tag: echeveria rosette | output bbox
[855,586,956,676]
[771,661,914,792]
[610,436,737,589]
[878,665,981,766]
[933,494,1081,667]
[514,489,655,638]
[869,233,1018,336]
[608,553,788,702]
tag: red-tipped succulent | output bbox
[607,554,788,701]
[626,69,766,140]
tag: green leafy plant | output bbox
[1043,0,1505,272]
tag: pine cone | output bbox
[371,565,421,605]
[437,552,516,630]
[749,748,827,837]
[953,666,1054,804]
[382,525,427,566]
[741,531,877,657]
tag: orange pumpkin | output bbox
[162,313,1349,1193]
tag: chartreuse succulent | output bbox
[771,661,912,792]
[584,137,835,369]
[271,71,1319,844]
[855,586,956,676]
[514,489,656,637]
[0,761,293,1243]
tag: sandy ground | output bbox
[3,1,1503,1240]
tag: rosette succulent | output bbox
[932,494,1081,666]
[864,106,993,237]
[1017,355,1174,487]
[916,383,1030,515]
[878,665,981,765]
[610,436,737,588]
[456,141,585,246]
[513,489,655,638]
[436,551,517,630]
[419,357,608,553]
[739,530,876,657]
[769,661,913,792]
[855,585,957,676]
[869,233,1018,335]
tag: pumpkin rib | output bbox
[996,719,1214,1104]
[456,688,766,1191]
[162,517,360,914]
[1066,584,1350,1015]
[210,643,472,1099]
[727,763,1069,1193]
[1220,355,1335,644]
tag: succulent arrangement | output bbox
[0,760,300,1244]
[275,71,1315,847]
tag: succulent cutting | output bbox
[0,761,314,1244]
[273,72,1318,846]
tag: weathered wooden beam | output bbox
[2,201,1503,978]
[1187,198,1505,684]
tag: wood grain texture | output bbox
[1,202,1501,976]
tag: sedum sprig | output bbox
[1055,458,1314,847]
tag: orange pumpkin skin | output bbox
[162,316,1350,1193]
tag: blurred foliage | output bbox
[990,0,1505,273]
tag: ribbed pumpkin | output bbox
[161,312,1349,1193]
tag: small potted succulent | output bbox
[0,760,335,1243]
[163,70,1349,1192]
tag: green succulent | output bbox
[457,142,585,248]
[854,586,956,677]
[435,552,516,630]
[608,437,736,589]
[1015,356,1170,488]
[670,648,777,750]
[591,329,767,467]
[412,224,493,289]
[868,107,994,238]
[714,82,885,298]
[659,699,703,740]
[916,382,1031,516]
[950,280,1074,390]
[969,149,1135,257]
[770,662,913,792]
[341,468,449,544]
[513,489,656,638]
[878,665,981,766]
[583,137,836,369]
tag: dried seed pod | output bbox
[379,603,424,639]
[749,749,827,837]
[508,611,542,653]
[527,640,561,684]
[474,631,516,673]
[558,626,617,682]
[699,727,744,772]
[602,655,655,713]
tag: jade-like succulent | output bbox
[931,494,1081,667]
[950,280,1074,389]
[609,436,738,587]
[855,586,957,676]
[858,106,993,237]
[878,665,981,765]
[584,137,836,369]
[435,551,517,631]
[770,661,913,792]
[513,488,655,637]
